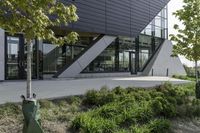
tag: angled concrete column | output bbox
[0,29,5,81]
[58,35,116,78]
[142,40,186,76]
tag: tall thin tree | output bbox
[0,0,78,99]
[170,0,200,83]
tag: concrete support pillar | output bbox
[0,29,5,81]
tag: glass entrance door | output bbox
[129,52,136,74]
[5,35,26,79]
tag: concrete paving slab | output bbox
[0,76,191,104]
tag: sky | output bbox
[168,0,195,67]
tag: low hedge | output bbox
[72,83,196,132]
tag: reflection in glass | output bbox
[119,37,135,72]
[119,51,129,72]
[155,16,161,27]
[7,36,19,79]
[82,37,136,73]
[42,43,59,74]
[155,27,162,38]
[41,33,98,75]
[83,42,116,72]
[139,35,152,70]
[130,53,136,74]
[141,6,168,39]
[139,50,149,69]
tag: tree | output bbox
[0,0,78,99]
[170,0,200,83]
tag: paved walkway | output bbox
[0,76,190,104]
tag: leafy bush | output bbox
[196,82,200,99]
[0,103,21,118]
[172,74,195,81]
[72,83,196,132]
[148,119,170,133]
[72,113,117,133]
[39,99,54,108]
[131,125,149,133]
[151,97,177,118]
[82,88,117,106]
[67,96,82,105]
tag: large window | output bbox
[138,6,168,70]
[83,42,116,73]
[139,35,153,70]
[6,35,38,79]
[82,37,136,73]
[118,37,135,72]
[142,6,168,39]
[6,36,20,79]
[40,33,98,75]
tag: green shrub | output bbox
[72,83,196,132]
[98,103,120,119]
[125,102,153,124]
[131,90,152,101]
[39,99,54,108]
[0,103,21,118]
[151,97,176,118]
[192,105,200,117]
[112,86,126,95]
[72,113,117,133]
[156,82,173,94]
[83,87,117,106]
[149,91,164,98]
[115,129,129,133]
[56,100,68,107]
[68,96,81,105]
[173,74,196,81]
[192,99,200,106]
[131,125,150,133]
[196,82,200,99]
[148,119,170,133]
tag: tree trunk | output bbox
[26,40,33,99]
[195,60,198,83]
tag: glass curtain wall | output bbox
[118,37,135,72]
[6,36,22,79]
[82,37,136,73]
[138,6,168,70]
[82,6,168,74]
[141,6,168,39]
[40,33,98,76]
[83,41,116,73]
[5,34,38,80]
[139,35,153,70]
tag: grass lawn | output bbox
[0,82,200,133]
[172,75,196,81]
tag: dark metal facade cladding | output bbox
[60,0,170,37]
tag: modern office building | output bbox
[0,0,186,80]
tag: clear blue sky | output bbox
[168,0,195,67]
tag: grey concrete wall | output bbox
[142,41,164,76]
[59,35,116,78]
[0,29,5,80]
[143,40,186,76]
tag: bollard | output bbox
[21,96,44,133]
[166,68,169,77]
[151,69,154,76]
